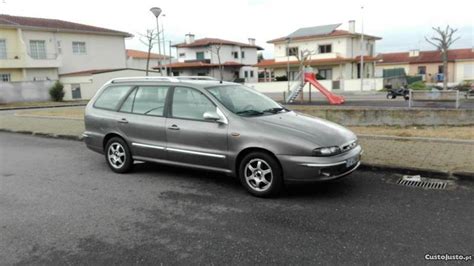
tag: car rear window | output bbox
[94,86,132,110]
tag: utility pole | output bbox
[286,37,291,93]
[360,5,364,91]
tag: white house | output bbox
[255,21,381,85]
[0,14,132,82]
[165,34,262,82]
[126,49,171,71]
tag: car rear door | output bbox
[165,86,229,170]
[117,85,170,160]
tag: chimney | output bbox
[409,49,420,57]
[185,33,195,44]
[248,38,256,46]
[348,20,355,33]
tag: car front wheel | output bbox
[239,152,283,197]
[105,137,133,173]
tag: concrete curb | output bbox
[358,134,474,144]
[0,128,83,141]
[0,103,87,111]
[360,163,474,182]
[1,129,473,182]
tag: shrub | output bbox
[49,80,65,101]
[408,81,426,90]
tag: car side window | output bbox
[128,86,169,116]
[94,86,132,110]
[171,87,215,120]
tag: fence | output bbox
[409,90,460,109]
[0,80,54,103]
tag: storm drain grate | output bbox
[397,175,448,190]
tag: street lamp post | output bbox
[150,7,163,76]
[161,14,167,76]
[285,37,291,93]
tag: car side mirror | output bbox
[203,111,221,121]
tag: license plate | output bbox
[346,156,358,167]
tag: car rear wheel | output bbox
[105,137,132,173]
[239,152,283,197]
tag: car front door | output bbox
[117,85,170,160]
[166,86,229,170]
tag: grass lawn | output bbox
[16,107,85,120]
[0,100,88,109]
[13,107,474,140]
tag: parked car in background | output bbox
[83,77,362,197]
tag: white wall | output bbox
[21,30,128,74]
[24,68,59,81]
[60,69,160,100]
[454,61,474,82]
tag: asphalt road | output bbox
[1,132,473,265]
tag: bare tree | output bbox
[425,26,460,89]
[208,43,223,81]
[139,29,158,76]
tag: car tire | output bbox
[105,137,133,173]
[239,152,283,197]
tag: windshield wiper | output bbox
[236,110,264,116]
[262,107,288,114]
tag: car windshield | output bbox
[206,85,288,116]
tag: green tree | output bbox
[49,80,65,101]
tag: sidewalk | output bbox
[1,111,473,178]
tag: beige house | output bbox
[0,14,132,82]
[376,48,474,83]
[255,21,381,84]
[126,49,170,71]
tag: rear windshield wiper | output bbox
[262,107,288,114]
[236,110,264,116]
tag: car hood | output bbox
[253,111,357,147]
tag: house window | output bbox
[179,53,185,58]
[241,51,245,58]
[232,51,239,59]
[438,65,444,74]
[250,70,254,78]
[196,52,205,60]
[318,44,332,54]
[318,69,332,80]
[244,71,248,78]
[287,47,298,56]
[71,84,82,99]
[418,66,426,75]
[0,40,6,59]
[72,42,86,54]
[29,40,47,59]
[0,73,11,82]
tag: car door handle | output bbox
[117,118,128,124]
[168,124,180,130]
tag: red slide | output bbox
[304,72,345,105]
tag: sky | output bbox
[1,0,473,58]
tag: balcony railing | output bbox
[27,52,58,60]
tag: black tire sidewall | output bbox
[239,152,283,197]
[105,137,133,173]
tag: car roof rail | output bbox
[175,76,217,81]
[110,76,180,83]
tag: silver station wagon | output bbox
[84,76,362,197]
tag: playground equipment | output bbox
[285,70,345,104]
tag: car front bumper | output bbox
[277,145,362,182]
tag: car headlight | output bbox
[312,146,341,157]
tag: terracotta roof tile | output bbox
[0,14,132,37]
[377,48,474,64]
[173,38,263,50]
[254,56,377,68]
[126,49,169,60]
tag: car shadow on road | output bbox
[131,161,360,199]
